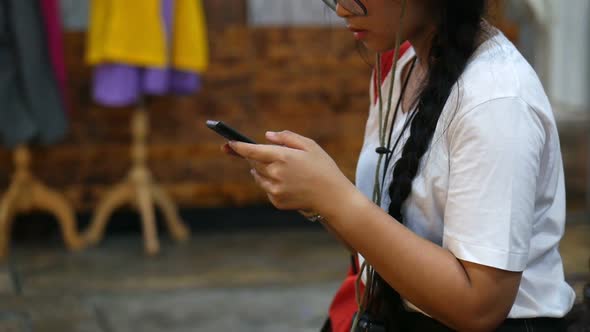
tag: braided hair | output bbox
[369,0,488,329]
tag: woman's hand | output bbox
[223,131,356,214]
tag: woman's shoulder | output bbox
[455,32,552,117]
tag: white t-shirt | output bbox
[355,32,576,318]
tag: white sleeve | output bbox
[443,97,545,272]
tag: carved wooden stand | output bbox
[0,146,84,260]
[84,109,190,255]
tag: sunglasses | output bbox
[321,0,368,16]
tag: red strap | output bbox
[327,257,365,332]
[373,41,412,105]
[328,42,412,332]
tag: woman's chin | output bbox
[362,40,393,53]
[352,35,393,52]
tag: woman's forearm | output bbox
[321,220,357,254]
[320,187,517,331]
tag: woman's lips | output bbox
[348,27,368,40]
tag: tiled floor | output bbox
[0,219,588,332]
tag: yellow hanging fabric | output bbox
[86,0,167,68]
[172,0,209,73]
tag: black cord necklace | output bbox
[377,57,418,195]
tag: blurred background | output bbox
[0,0,588,331]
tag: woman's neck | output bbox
[409,20,492,74]
[408,24,435,72]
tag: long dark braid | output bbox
[369,1,488,329]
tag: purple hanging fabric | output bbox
[92,0,201,107]
[170,70,201,94]
[93,65,141,107]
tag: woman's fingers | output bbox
[265,131,315,151]
[228,141,286,163]
[221,143,243,158]
[251,161,280,180]
[251,168,289,210]
[250,168,275,194]
[222,142,282,180]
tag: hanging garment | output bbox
[88,0,207,107]
[86,0,167,67]
[86,0,208,71]
[0,0,66,147]
[171,0,209,72]
[141,0,202,96]
[40,0,69,114]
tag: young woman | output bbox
[223,0,575,330]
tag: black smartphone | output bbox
[206,120,256,144]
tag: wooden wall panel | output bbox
[0,8,371,211]
[1,1,584,213]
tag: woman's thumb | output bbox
[265,131,311,150]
